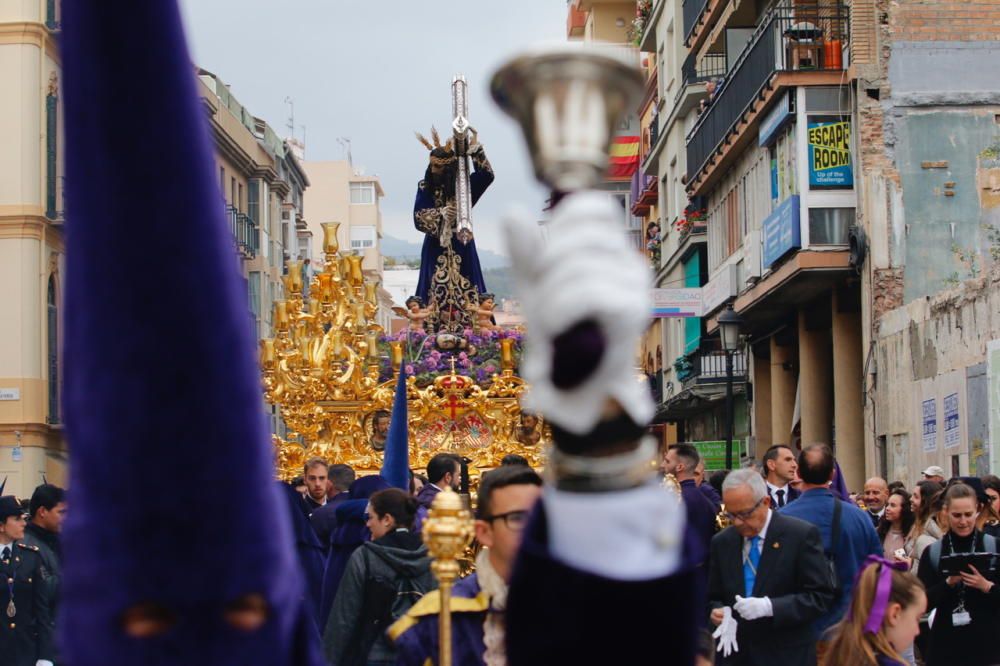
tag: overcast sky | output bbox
[177,0,569,257]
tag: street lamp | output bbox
[718,305,743,469]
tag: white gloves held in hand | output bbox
[712,606,739,657]
[734,594,773,621]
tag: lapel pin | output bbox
[772,542,780,549]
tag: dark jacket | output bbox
[917,530,1000,666]
[506,500,699,665]
[278,483,327,633]
[766,484,800,508]
[780,488,882,631]
[323,529,435,666]
[392,573,489,666]
[319,476,391,628]
[708,511,835,666]
[309,491,350,547]
[699,482,722,513]
[413,483,441,534]
[20,523,61,628]
[0,542,54,666]
[681,478,718,567]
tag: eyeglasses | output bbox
[484,510,530,531]
[724,497,766,523]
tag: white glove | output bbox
[503,192,654,434]
[712,606,739,657]
[734,594,773,620]
[36,660,55,666]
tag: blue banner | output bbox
[808,120,853,188]
[762,195,801,268]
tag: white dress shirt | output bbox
[766,482,790,507]
[742,508,773,562]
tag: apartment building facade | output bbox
[0,0,66,495]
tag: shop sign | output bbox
[762,195,801,268]
[651,288,703,318]
[808,119,853,188]
[759,91,794,147]
[692,440,747,471]
[0,388,20,401]
[702,264,738,314]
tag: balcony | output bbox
[675,349,747,386]
[683,0,710,45]
[567,3,588,38]
[674,51,727,106]
[685,1,849,194]
[630,170,657,216]
[227,205,259,259]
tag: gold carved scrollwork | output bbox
[263,223,545,481]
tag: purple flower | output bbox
[484,364,496,374]
[463,328,474,338]
[458,352,468,361]
[404,364,415,376]
[426,358,439,371]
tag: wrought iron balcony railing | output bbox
[685,1,849,185]
[227,204,259,259]
[675,349,747,385]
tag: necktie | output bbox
[0,546,9,562]
[744,536,761,597]
[776,489,785,508]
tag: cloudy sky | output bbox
[177,0,569,257]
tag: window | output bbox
[350,225,376,249]
[231,177,236,207]
[45,92,57,219]
[47,276,59,424]
[248,272,261,339]
[350,182,376,205]
[238,183,244,212]
[808,208,854,245]
[219,167,225,200]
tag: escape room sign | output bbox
[808,119,853,189]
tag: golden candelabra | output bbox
[422,487,476,666]
[262,222,546,479]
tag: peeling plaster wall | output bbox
[874,271,1000,480]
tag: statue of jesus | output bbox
[412,127,494,332]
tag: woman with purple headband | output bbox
[824,555,926,665]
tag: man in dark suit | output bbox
[309,463,355,547]
[763,444,800,508]
[664,443,718,567]
[708,468,834,665]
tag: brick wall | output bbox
[892,0,1000,42]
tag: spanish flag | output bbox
[607,135,640,178]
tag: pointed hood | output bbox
[380,370,410,490]
[60,1,320,663]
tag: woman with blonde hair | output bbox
[823,556,926,666]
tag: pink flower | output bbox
[405,364,415,376]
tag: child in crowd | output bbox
[823,555,926,666]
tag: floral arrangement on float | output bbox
[377,328,524,388]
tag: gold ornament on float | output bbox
[261,222,546,480]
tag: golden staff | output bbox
[422,486,475,666]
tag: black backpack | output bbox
[343,548,432,665]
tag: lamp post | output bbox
[718,304,743,470]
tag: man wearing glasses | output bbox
[391,465,542,665]
[0,495,55,666]
[707,469,833,665]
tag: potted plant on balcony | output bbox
[676,205,707,239]
[627,0,652,46]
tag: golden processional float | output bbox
[261,221,547,482]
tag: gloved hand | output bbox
[734,594,773,620]
[712,606,739,657]
[503,191,654,438]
